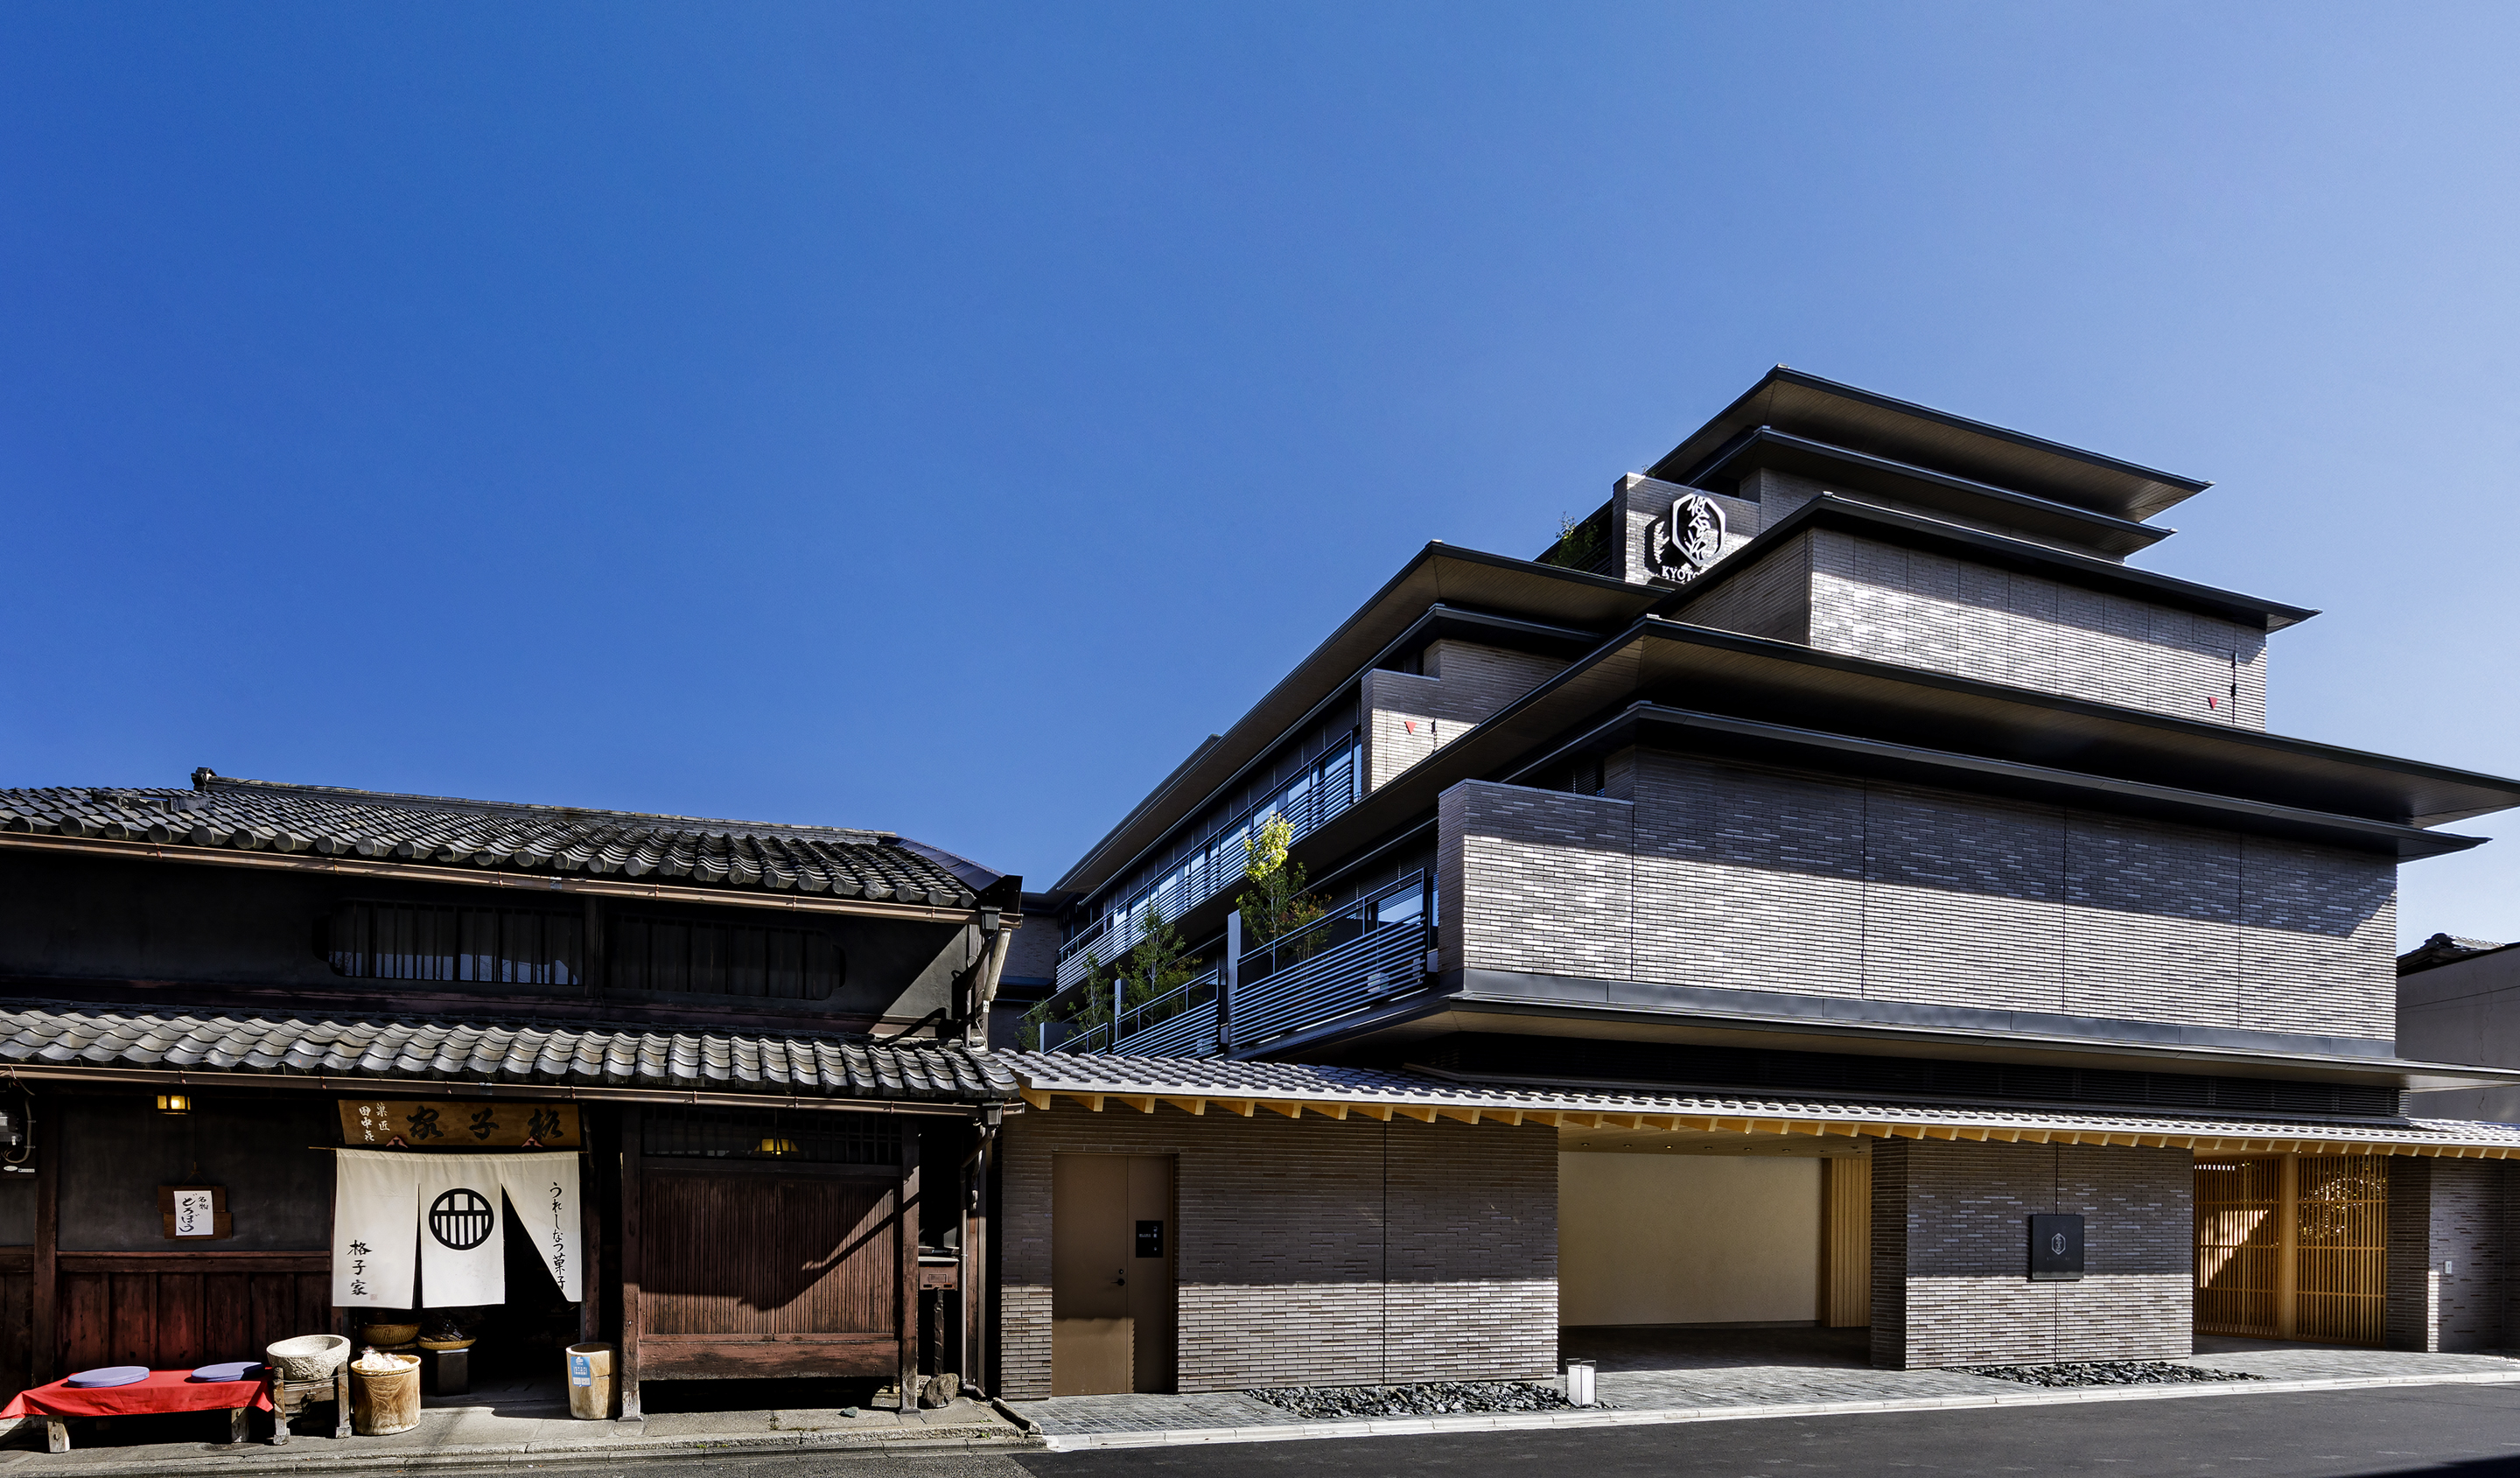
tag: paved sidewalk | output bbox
[1011,1336,2520,1451]
[0,1392,1030,1474]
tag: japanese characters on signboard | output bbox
[158,1184,232,1240]
[336,1099,581,1150]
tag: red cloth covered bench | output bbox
[2,1371,274,1452]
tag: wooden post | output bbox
[579,1144,602,1346]
[898,1124,920,1412]
[617,1105,642,1422]
[32,1089,58,1386]
[2277,1153,2300,1340]
[961,1124,985,1393]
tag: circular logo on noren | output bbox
[429,1188,496,1250]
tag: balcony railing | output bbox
[1030,872,1430,1059]
[1038,965,1222,1057]
[1228,873,1429,1047]
[1056,739,1357,991]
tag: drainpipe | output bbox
[965,911,1013,1048]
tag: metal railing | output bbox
[1056,739,1357,991]
[1229,873,1430,1047]
[1039,964,1222,1057]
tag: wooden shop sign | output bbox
[336,1099,581,1150]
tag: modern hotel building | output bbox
[999,369,2520,1396]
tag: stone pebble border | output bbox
[1034,1368,2520,1452]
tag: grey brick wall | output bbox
[1870,1139,2191,1368]
[1361,642,1569,793]
[998,1101,1558,1397]
[1669,529,1815,643]
[1438,781,1634,981]
[2387,1157,2510,1352]
[1442,754,2398,1040]
[1804,529,2270,728]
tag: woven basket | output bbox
[360,1322,421,1348]
[266,1334,350,1383]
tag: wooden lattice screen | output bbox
[2294,1157,2388,1345]
[2193,1154,2387,1346]
[2194,1158,2280,1336]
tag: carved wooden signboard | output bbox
[336,1099,582,1149]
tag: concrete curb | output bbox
[1032,1368,2520,1451]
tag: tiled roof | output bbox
[0,773,991,907]
[0,1003,1016,1103]
[2398,932,2515,977]
[1000,1053,2520,1153]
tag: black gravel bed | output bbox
[1243,1380,1584,1418]
[1950,1360,2263,1387]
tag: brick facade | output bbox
[997,1101,1558,1397]
[1439,755,2398,1041]
[1869,1139,2191,1368]
[1362,641,1570,792]
[2386,1157,2510,1352]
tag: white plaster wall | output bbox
[1558,1152,1820,1326]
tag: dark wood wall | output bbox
[57,1253,330,1377]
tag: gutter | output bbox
[0,1062,1006,1116]
[0,834,989,926]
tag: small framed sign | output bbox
[337,1099,582,1149]
[159,1185,232,1241]
[1135,1219,1165,1258]
[2028,1213,2085,1281]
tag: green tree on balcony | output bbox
[1238,813,1325,951]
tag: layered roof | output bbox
[0,772,1000,910]
[0,1002,1013,1103]
[1645,368,2211,522]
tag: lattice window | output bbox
[641,1107,900,1165]
[328,900,582,986]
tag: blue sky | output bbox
[4,4,2517,945]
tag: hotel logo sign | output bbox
[1646,494,1727,585]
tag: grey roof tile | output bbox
[0,774,996,907]
[998,1052,2520,1150]
[0,1003,1015,1103]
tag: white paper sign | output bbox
[332,1149,418,1307]
[496,1152,583,1301]
[172,1189,216,1237]
[416,1155,508,1308]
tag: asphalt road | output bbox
[338,1384,2520,1478]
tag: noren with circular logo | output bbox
[429,1187,496,1250]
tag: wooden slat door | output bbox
[634,1166,901,1379]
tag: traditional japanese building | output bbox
[0,772,1025,1414]
[1005,368,2520,1393]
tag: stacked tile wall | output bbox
[1802,529,2270,728]
[1667,529,1814,643]
[1870,1139,2191,1368]
[2386,1157,2510,1352]
[1438,757,2398,1041]
[997,1101,1558,1397]
[1362,641,1571,792]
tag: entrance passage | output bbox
[1051,1153,1173,1395]
[2195,1155,2386,1345]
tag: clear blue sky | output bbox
[5,4,2517,946]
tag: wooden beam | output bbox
[1395,1106,1436,1124]
[618,1104,643,1422]
[32,1087,56,1385]
[1261,1101,1302,1119]
[1159,1097,1207,1117]
[898,1122,920,1411]
[1018,1089,1051,1110]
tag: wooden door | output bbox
[1052,1153,1172,1395]
[636,1166,901,1379]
